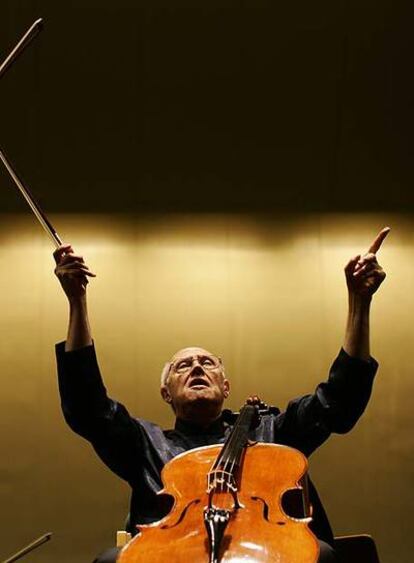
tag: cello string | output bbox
[211,412,243,491]
[210,405,254,494]
[222,409,247,468]
[213,408,244,470]
[226,405,256,483]
[221,406,253,488]
[220,409,244,471]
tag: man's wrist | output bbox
[68,295,87,308]
[348,292,372,310]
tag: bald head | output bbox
[172,346,216,362]
[161,346,222,385]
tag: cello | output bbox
[118,402,319,562]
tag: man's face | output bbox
[161,347,230,417]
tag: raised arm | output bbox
[343,227,389,360]
[53,244,96,351]
[53,245,148,484]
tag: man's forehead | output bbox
[171,347,216,362]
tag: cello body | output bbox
[118,442,319,562]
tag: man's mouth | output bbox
[188,378,210,388]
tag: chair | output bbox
[334,534,380,563]
[116,531,131,547]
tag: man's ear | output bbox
[160,385,172,404]
[223,378,230,399]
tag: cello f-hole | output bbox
[160,499,201,530]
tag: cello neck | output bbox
[213,404,256,474]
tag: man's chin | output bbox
[187,390,213,402]
[185,390,220,406]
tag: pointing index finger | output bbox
[368,227,390,254]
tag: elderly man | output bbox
[54,228,389,562]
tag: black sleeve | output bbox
[275,348,378,456]
[55,341,147,485]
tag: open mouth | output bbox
[188,378,210,388]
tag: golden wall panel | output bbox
[0,213,408,562]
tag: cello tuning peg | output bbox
[245,396,269,413]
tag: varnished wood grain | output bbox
[118,443,319,562]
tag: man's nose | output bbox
[190,363,205,375]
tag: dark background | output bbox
[1,0,414,213]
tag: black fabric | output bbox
[319,540,338,562]
[93,547,120,563]
[56,343,377,547]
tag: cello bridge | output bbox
[207,469,237,494]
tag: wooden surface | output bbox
[118,443,319,562]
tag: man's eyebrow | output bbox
[174,354,216,363]
[173,356,193,364]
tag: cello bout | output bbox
[118,442,319,562]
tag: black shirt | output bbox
[55,343,377,545]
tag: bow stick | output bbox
[0,19,63,247]
[1,532,52,563]
[0,18,43,79]
[0,149,62,246]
